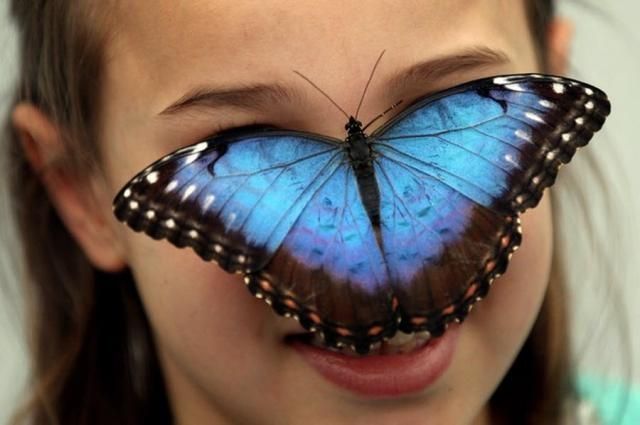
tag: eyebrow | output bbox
[386,46,510,94]
[158,46,509,117]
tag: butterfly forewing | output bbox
[114,131,343,272]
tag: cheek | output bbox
[480,194,554,344]
[121,231,281,374]
[447,194,554,408]
[477,196,553,337]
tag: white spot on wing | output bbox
[585,87,594,96]
[504,154,519,167]
[165,180,179,193]
[585,101,594,110]
[515,129,531,142]
[123,188,132,198]
[538,100,554,108]
[575,117,585,126]
[525,111,545,124]
[165,218,176,229]
[146,171,159,184]
[184,153,200,165]
[505,83,526,92]
[182,184,197,201]
[129,200,139,210]
[553,83,565,94]
[192,142,209,153]
[145,210,156,219]
[203,194,216,210]
[188,229,198,239]
[493,76,512,85]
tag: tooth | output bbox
[415,331,431,344]
[398,339,417,353]
[386,331,415,347]
[305,330,432,357]
[311,333,324,346]
[339,345,360,357]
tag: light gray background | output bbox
[0,1,638,424]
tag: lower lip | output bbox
[288,325,460,398]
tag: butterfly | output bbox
[113,73,610,354]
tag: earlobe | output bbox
[12,103,127,273]
[546,17,574,75]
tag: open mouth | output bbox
[284,326,460,398]
[285,330,433,357]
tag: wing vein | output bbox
[374,113,505,141]
[375,144,508,199]
[213,146,340,179]
[262,153,345,257]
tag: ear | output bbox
[12,103,127,273]
[546,17,574,75]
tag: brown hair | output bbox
[2,1,581,424]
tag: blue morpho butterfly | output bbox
[113,59,610,354]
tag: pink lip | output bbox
[288,325,459,398]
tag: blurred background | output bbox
[0,0,638,424]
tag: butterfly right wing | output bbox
[370,74,610,335]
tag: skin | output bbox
[13,1,573,424]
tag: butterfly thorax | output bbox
[345,117,372,166]
[345,116,381,227]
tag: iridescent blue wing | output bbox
[114,128,343,272]
[370,74,610,334]
[252,162,397,347]
[114,74,611,353]
[113,128,396,348]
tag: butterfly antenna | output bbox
[293,70,350,119]
[362,100,403,132]
[355,50,386,120]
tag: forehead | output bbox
[104,0,533,107]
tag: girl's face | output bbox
[93,1,553,423]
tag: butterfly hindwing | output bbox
[250,163,397,347]
[371,74,609,331]
[373,153,520,334]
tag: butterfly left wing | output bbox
[113,128,346,273]
[370,74,610,334]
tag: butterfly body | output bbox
[114,73,610,353]
[344,116,383,227]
